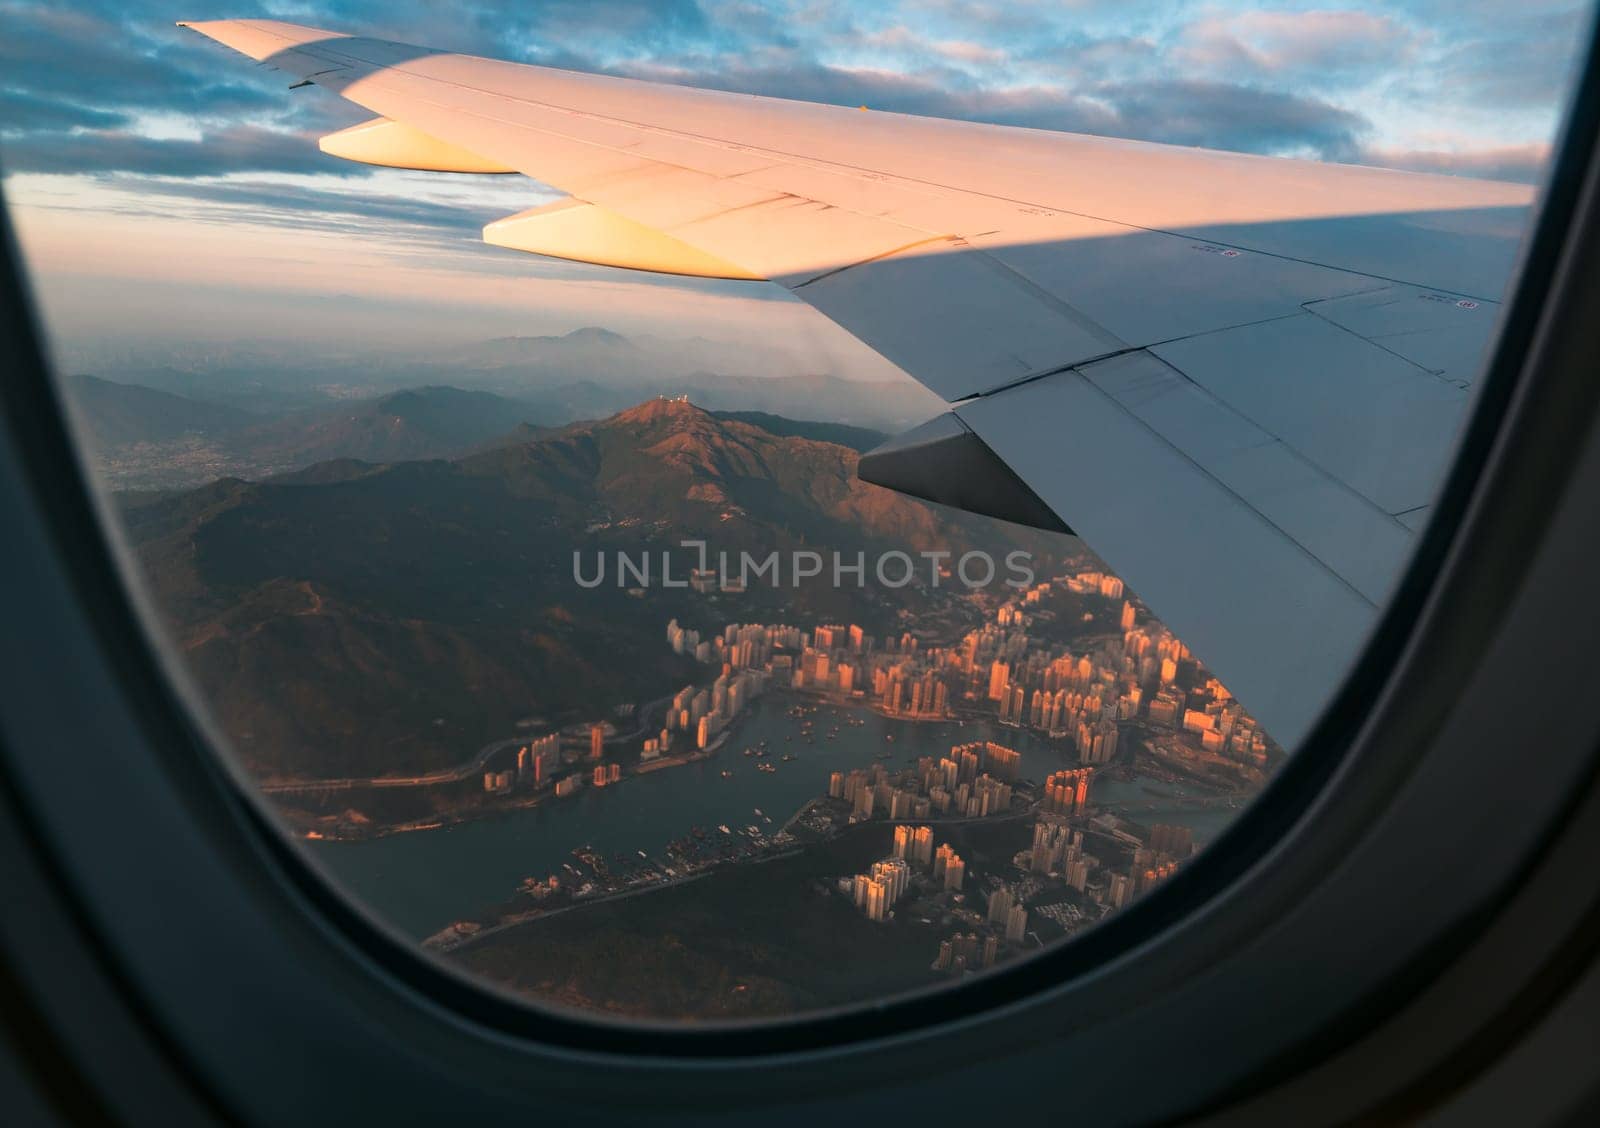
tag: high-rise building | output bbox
[861,878,888,922]
[1044,768,1093,814]
[944,855,966,891]
[1108,873,1132,910]
[982,934,999,968]
[589,724,605,760]
[1150,823,1196,859]
[912,826,935,866]
[871,859,910,905]
[987,886,1014,924]
[1068,857,1090,892]
[988,661,1010,701]
[1005,904,1028,943]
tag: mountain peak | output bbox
[610,395,711,426]
[563,326,630,346]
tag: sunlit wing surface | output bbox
[180,18,1538,748]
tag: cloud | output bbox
[1174,9,1422,85]
[1088,78,1370,158]
[0,5,286,119]
[611,49,1372,158]
[1359,142,1553,184]
[102,176,500,236]
[1,89,130,134]
[2,0,1584,193]
[1431,5,1590,111]
[0,124,361,177]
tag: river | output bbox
[309,694,1248,938]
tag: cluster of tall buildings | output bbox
[1031,818,1080,872]
[831,764,933,821]
[1063,571,1126,600]
[851,858,912,922]
[849,822,952,922]
[986,886,1030,942]
[669,617,960,721]
[934,931,999,972]
[933,843,966,890]
[988,574,1276,773]
[1149,823,1196,859]
[848,824,965,924]
[660,664,769,750]
[827,742,1020,823]
[952,741,1020,781]
[484,732,562,794]
[892,824,935,865]
[665,566,1278,799]
[1124,825,1193,896]
[664,574,1209,764]
[1024,815,1194,918]
[1043,768,1093,815]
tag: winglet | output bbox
[176,19,349,62]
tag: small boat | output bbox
[753,808,764,817]
[720,769,734,779]
[718,824,731,835]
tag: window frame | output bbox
[3,18,1600,1120]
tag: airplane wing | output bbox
[179,19,1537,748]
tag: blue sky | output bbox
[1,0,1591,367]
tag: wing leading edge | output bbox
[181,18,1536,747]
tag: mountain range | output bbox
[75,325,940,434]
[116,398,1070,781]
[66,326,932,490]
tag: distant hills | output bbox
[79,325,942,436]
[116,399,1070,781]
[68,381,548,491]
[64,325,937,490]
[237,386,545,471]
[64,374,252,448]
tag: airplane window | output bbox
[2,1,1588,1026]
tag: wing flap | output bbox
[1149,315,1471,516]
[958,363,1383,750]
[318,117,515,173]
[484,199,763,280]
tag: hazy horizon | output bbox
[4,1,1585,381]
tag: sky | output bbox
[0,0,1592,373]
